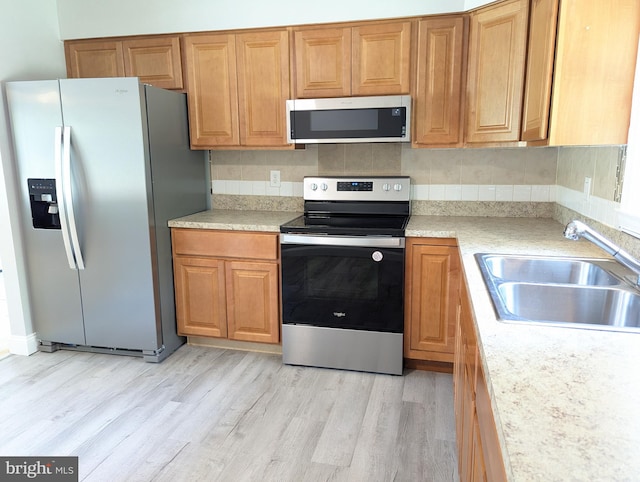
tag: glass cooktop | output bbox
[280,214,409,236]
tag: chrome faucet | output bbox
[564,220,640,284]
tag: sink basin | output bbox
[497,283,640,329]
[475,253,640,332]
[478,254,623,286]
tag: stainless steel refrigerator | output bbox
[5,77,208,362]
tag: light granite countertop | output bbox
[168,209,301,232]
[408,215,640,482]
[170,210,640,481]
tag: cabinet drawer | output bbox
[172,229,279,260]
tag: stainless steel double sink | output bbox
[475,254,640,332]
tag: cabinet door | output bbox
[465,0,528,143]
[413,16,466,146]
[226,261,280,343]
[236,30,290,147]
[456,278,479,481]
[183,33,240,148]
[352,21,412,96]
[405,241,460,362]
[293,27,351,98]
[174,256,228,338]
[521,0,559,142]
[548,0,640,146]
[122,36,184,90]
[65,40,125,79]
[476,367,508,482]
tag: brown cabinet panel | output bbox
[293,27,351,98]
[65,36,184,90]
[413,16,466,146]
[352,21,412,96]
[292,20,411,98]
[171,229,280,344]
[172,228,278,260]
[465,0,528,144]
[476,366,508,482]
[65,40,125,79]
[226,261,280,343]
[521,0,558,142]
[174,256,227,338]
[236,30,290,146]
[123,36,184,90]
[404,239,460,363]
[455,275,507,482]
[183,33,240,148]
[547,0,640,146]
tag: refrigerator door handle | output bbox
[54,126,77,270]
[62,126,85,270]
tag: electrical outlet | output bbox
[270,170,281,188]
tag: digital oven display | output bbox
[337,181,373,192]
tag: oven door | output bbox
[280,234,405,333]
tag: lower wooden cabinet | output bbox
[171,229,280,344]
[455,275,507,482]
[404,238,460,365]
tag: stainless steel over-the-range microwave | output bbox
[286,95,411,144]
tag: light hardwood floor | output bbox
[0,345,458,481]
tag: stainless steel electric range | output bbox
[279,176,411,375]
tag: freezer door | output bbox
[5,80,86,345]
[58,78,161,351]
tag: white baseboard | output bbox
[9,332,38,356]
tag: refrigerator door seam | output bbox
[54,126,77,270]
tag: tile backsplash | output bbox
[210,143,559,203]
[209,143,626,227]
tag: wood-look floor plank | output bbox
[310,370,375,467]
[0,346,458,481]
[346,374,405,481]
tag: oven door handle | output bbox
[280,233,405,248]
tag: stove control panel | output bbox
[304,176,410,201]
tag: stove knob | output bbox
[382,183,391,192]
[310,183,318,191]
[394,183,403,191]
[320,183,328,191]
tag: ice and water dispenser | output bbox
[28,178,61,229]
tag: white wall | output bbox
[56,0,497,39]
[0,0,67,354]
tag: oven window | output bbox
[281,244,404,333]
[306,257,378,300]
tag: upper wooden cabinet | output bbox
[236,30,291,147]
[183,33,239,147]
[292,20,412,98]
[465,0,529,144]
[65,40,125,79]
[523,0,640,145]
[520,0,559,142]
[293,27,351,98]
[183,29,290,149]
[413,16,467,147]
[65,36,184,90]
